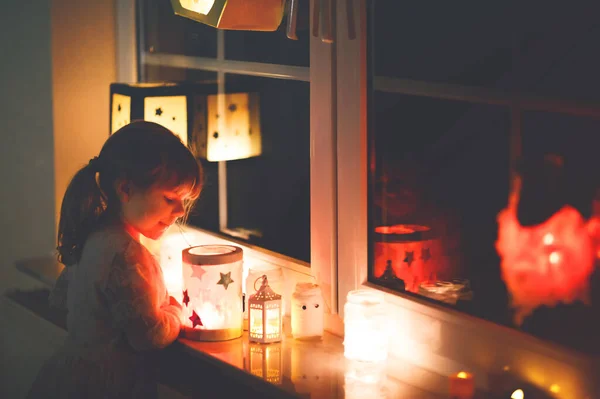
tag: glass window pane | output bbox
[142,0,217,58]
[369,1,600,353]
[225,2,310,67]
[368,94,511,322]
[373,3,514,87]
[373,2,598,100]
[222,74,311,262]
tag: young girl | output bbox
[27,121,203,399]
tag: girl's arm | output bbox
[104,241,182,351]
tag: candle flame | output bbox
[457,371,469,379]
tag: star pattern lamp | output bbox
[181,245,244,341]
[248,275,282,343]
[109,83,262,162]
[171,0,285,31]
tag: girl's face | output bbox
[119,183,194,241]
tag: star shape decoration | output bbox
[191,265,206,280]
[403,251,415,267]
[182,290,190,307]
[189,310,203,328]
[421,248,432,262]
[217,271,234,290]
[155,107,163,116]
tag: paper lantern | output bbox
[291,282,324,340]
[171,0,285,31]
[247,342,282,384]
[110,83,206,147]
[109,83,262,162]
[374,224,452,293]
[205,92,262,161]
[181,245,244,341]
[343,290,388,362]
[449,371,475,399]
[496,191,596,324]
[248,275,282,343]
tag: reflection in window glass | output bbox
[221,74,310,262]
[225,2,310,67]
[368,95,510,322]
[369,2,600,353]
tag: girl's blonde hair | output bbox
[57,121,203,266]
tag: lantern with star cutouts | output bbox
[373,224,452,293]
[109,83,263,162]
[181,245,244,341]
[248,275,282,343]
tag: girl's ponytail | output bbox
[57,159,106,266]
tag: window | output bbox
[138,0,313,263]
[338,1,600,353]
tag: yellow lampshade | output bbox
[109,83,262,162]
[171,0,285,31]
[205,92,262,162]
[109,83,197,146]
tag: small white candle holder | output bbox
[291,282,324,340]
[343,290,388,362]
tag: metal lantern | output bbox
[248,275,282,343]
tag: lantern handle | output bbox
[254,274,268,292]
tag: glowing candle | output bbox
[449,371,475,399]
[181,245,244,341]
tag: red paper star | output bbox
[182,290,190,307]
[189,310,203,328]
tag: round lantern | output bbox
[373,224,451,293]
[343,290,388,362]
[181,245,244,341]
[248,275,282,344]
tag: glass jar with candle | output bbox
[343,290,388,362]
[245,263,284,320]
[181,245,244,341]
[291,282,324,340]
